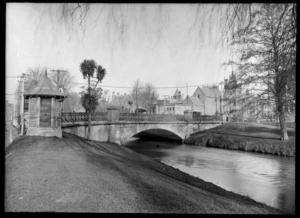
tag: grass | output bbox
[5,132,282,213]
[185,122,295,157]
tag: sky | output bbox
[6,3,233,104]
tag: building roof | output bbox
[154,99,170,106]
[173,89,182,98]
[201,86,221,98]
[24,71,67,97]
[184,96,204,106]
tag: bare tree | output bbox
[48,70,75,93]
[141,83,158,113]
[79,59,106,139]
[225,4,296,140]
[131,79,143,111]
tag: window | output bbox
[24,98,29,112]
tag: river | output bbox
[124,138,295,214]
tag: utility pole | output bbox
[50,68,68,112]
[20,73,26,136]
[50,68,68,88]
[186,83,188,97]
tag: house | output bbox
[223,72,278,122]
[191,85,222,115]
[182,96,204,114]
[153,89,191,115]
[154,98,190,115]
[5,101,14,122]
[24,70,67,138]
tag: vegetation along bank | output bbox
[185,122,295,157]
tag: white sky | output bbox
[6,3,233,104]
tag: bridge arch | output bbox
[116,123,189,145]
[132,128,183,141]
[62,121,222,145]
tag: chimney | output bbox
[45,67,47,76]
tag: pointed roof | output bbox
[173,88,181,97]
[201,86,221,98]
[24,70,67,97]
[184,96,204,106]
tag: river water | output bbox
[124,138,295,214]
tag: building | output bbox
[154,86,222,116]
[153,89,190,115]
[5,101,14,123]
[182,96,204,114]
[223,72,278,122]
[24,70,67,138]
[191,85,222,115]
[154,98,191,115]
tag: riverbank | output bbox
[185,122,295,157]
[5,132,281,213]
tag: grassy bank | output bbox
[5,132,281,213]
[185,122,295,157]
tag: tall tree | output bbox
[141,83,158,113]
[79,59,106,139]
[131,79,143,111]
[227,4,296,140]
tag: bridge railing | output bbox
[119,113,186,122]
[62,111,222,123]
[62,112,107,123]
[192,114,223,122]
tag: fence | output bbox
[119,113,186,122]
[62,112,107,123]
[192,113,223,122]
[62,111,222,123]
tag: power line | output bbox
[6,76,22,78]
[69,82,221,89]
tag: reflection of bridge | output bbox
[62,109,223,145]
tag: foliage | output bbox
[63,92,84,112]
[130,80,158,113]
[48,69,75,92]
[224,4,296,140]
[79,59,106,113]
[80,93,99,113]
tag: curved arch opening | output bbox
[132,128,183,142]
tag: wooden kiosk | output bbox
[24,71,67,138]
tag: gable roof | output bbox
[199,86,221,98]
[24,72,67,97]
[184,96,204,106]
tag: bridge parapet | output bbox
[62,109,222,124]
[119,113,186,122]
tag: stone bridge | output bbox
[62,109,223,145]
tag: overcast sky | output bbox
[6,3,233,104]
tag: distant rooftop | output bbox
[24,70,67,97]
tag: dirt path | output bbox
[5,132,281,213]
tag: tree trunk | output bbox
[87,112,91,140]
[87,77,91,140]
[278,104,289,140]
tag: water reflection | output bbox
[125,138,295,214]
